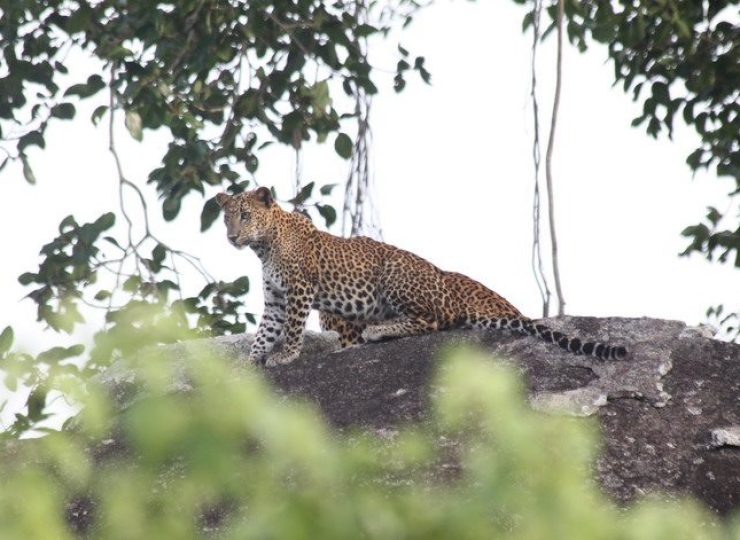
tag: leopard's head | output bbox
[215,187,276,248]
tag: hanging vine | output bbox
[528,0,552,318]
[544,0,567,316]
[342,0,383,240]
[526,0,567,317]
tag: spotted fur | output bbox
[216,188,627,366]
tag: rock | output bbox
[253,316,739,515]
[710,427,740,448]
[94,330,341,409]
[16,316,740,517]
[529,386,608,416]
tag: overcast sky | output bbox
[1,2,737,426]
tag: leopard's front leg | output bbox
[249,282,287,365]
[264,280,314,367]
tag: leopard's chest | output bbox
[261,258,288,292]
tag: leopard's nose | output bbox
[228,234,238,243]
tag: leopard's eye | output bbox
[240,211,250,221]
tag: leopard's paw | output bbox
[361,326,387,343]
[264,350,299,367]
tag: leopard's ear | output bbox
[215,192,230,208]
[254,186,274,207]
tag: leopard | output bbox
[216,187,627,367]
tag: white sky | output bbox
[1,2,737,425]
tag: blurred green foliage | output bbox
[0,343,736,538]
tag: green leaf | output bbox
[54,61,68,75]
[37,344,85,364]
[681,224,709,240]
[125,110,143,141]
[94,290,111,301]
[94,212,116,231]
[686,149,703,170]
[320,183,337,196]
[706,207,722,226]
[59,215,77,232]
[123,275,142,292]
[291,182,315,205]
[26,387,47,422]
[103,236,124,250]
[317,204,337,227]
[0,326,13,354]
[200,197,222,232]
[673,16,691,38]
[651,81,670,104]
[156,280,179,294]
[630,114,646,127]
[310,80,331,112]
[64,83,89,97]
[199,283,216,299]
[236,89,260,118]
[51,103,76,119]
[334,133,353,160]
[397,60,410,72]
[356,23,378,37]
[108,46,134,60]
[163,196,182,221]
[647,117,661,137]
[21,155,36,185]
[18,131,45,153]
[91,105,107,125]
[18,272,37,285]
[246,155,259,173]
[152,243,167,269]
[63,74,106,98]
[232,276,250,294]
[522,11,534,32]
[592,23,616,43]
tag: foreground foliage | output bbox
[0,343,735,539]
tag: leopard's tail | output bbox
[479,317,627,360]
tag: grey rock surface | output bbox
[225,316,737,515]
[20,316,740,516]
[95,330,341,409]
[711,427,740,448]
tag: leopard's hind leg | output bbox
[319,312,367,347]
[361,317,438,342]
